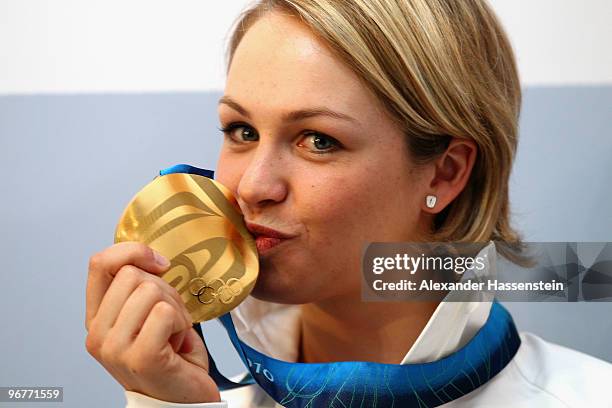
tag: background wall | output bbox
[1,0,611,93]
[0,1,610,407]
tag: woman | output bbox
[85,0,612,407]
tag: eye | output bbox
[219,123,259,143]
[298,132,341,154]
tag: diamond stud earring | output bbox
[426,195,437,209]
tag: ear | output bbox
[422,137,477,213]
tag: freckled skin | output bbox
[216,12,432,305]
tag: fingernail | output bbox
[153,250,170,267]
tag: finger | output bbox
[169,331,187,353]
[113,281,191,347]
[141,275,193,326]
[135,301,190,355]
[177,328,196,355]
[93,265,190,334]
[90,265,147,334]
[86,242,171,329]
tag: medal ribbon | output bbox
[213,300,520,408]
[161,165,521,408]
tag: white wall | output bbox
[0,0,253,94]
[0,0,610,94]
[491,0,612,86]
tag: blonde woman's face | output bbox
[216,11,429,304]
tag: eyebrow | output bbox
[218,95,358,124]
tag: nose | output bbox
[236,146,288,214]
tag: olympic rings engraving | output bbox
[188,277,244,305]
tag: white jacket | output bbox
[125,243,612,407]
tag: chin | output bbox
[249,261,316,304]
[250,274,309,304]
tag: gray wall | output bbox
[0,87,610,407]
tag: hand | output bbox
[85,242,221,403]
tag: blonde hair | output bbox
[226,0,525,253]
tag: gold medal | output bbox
[114,172,258,323]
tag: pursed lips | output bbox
[245,221,297,255]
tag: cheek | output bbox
[300,168,419,245]
[297,177,377,249]
[215,152,243,194]
[292,180,392,295]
